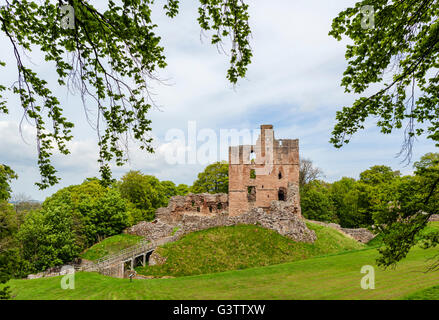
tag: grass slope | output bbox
[405,285,439,300]
[80,234,143,261]
[135,223,364,277]
[6,245,439,300]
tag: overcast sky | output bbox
[1,1,436,201]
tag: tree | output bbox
[0,165,17,299]
[17,204,80,271]
[300,180,336,223]
[330,177,361,228]
[371,153,439,268]
[10,193,41,225]
[42,179,131,248]
[0,165,17,202]
[0,1,252,189]
[329,1,439,162]
[118,171,168,221]
[359,165,401,185]
[176,184,189,196]
[190,161,228,194]
[299,158,324,188]
[161,181,178,199]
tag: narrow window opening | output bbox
[250,169,256,179]
[278,188,286,201]
[249,151,256,164]
[247,186,256,202]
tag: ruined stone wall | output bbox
[154,193,228,225]
[127,200,316,244]
[307,220,375,243]
[228,124,301,216]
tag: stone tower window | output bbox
[250,169,256,179]
[278,171,282,179]
[278,188,286,201]
[249,150,256,163]
[247,186,256,202]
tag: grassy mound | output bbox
[135,222,364,277]
[80,234,143,261]
[5,244,439,300]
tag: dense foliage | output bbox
[118,171,189,222]
[190,161,228,194]
[301,165,402,228]
[0,166,18,299]
[371,153,439,268]
[16,179,132,272]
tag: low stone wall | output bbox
[429,214,439,222]
[127,202,316,244]
[306,220,375,243]
[27,263,79,279]
[157,193,229,224]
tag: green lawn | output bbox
[80,234,143,261]
[135,223,364,277]
[6,243,439,300]
[405,285,439,300]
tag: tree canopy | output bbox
[190,161,228,194]
[0,165,18,299]
[329,1,439,161]
[371,153,439,268]
[0,0,252,188]
[0,165,17,202]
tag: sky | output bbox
[0,1,437,201]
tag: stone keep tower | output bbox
[228,124,301,216]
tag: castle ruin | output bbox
[126,124,307,244]
[228,124,301,216]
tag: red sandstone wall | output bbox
[228,125,300,216]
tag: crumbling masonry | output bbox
[228,124,301,216]
[126,125,311,244]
